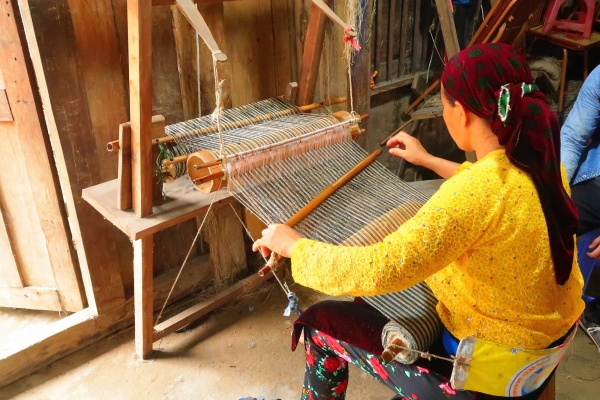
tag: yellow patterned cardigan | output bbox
[290,149,584,350]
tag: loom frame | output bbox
[83,0,361,359]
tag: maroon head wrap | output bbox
[441,43,578,285]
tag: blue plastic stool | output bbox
[578,228,600,303]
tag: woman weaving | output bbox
[252,43,584,399]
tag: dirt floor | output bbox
[0,280,599,400]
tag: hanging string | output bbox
[154,179,223,327]
[211,54,225,158]
[227,203,302,316]
[343,0,363,118]
[429,21,446,67]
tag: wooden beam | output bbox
[0,286,61,311]
[128,0,154,217]
[435,0,460,58]
[349,0,373,148]
[153,0,236,5]
[134,236,154,358]
[154,271,272,340]
[118,122,133,210]
[297,0,330,106]
[174,0,227,61]
[117,115,166,210]
[198,1,232,113]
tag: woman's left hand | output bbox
[587,234,600,259]
[252,224,302,258]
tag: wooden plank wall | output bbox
[25,0,345,299]
[371,0,432,95]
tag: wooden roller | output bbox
[379,337,407,365]
[187,150,226,193]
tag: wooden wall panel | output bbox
[28,0,126,311]
[152,6,186,124]
[1,0,88,311]
[270,0,299,96]
[67,0,129,181]
[172,5,200,120]
[223,0,278,107]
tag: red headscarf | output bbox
[441,43,578,285]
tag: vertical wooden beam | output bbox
[128,0,154,217]
[349,0,372,149]
[134,235,154,358]
[412,0,424,72]
[435,0,460,58]
[297,0,330,106]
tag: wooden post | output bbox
[435,0,460,59]
[134,236,154,358]
[128,0,154,217]
[350,0,373,149]
[297,0,330,106]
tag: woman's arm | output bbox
[283,171,494,297]
[560,65,600,182]
[387,131,460,179]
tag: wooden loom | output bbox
[82,0,368,359]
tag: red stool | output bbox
[543,0,596,39]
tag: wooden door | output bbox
[0,3,85,312]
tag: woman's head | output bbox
[440,43,578,286]
[441,43,533,122]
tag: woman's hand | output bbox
[386,131,431,166]
[387,130,460,179]
[252,224,302,258]
[587,235,600,259]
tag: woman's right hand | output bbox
[587,235,600,259]
[386,131,431,167]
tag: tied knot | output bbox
[343,27,361,51]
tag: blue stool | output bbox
[578,228,600,303]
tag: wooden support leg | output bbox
[297,0,330,106]
[134,235,154,359]
[559,48,568,114]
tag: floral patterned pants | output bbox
[300,327,475,400]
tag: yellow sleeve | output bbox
[290,167,497,297]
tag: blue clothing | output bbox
[561,65,600,185]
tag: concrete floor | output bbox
[0,281,599,400]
